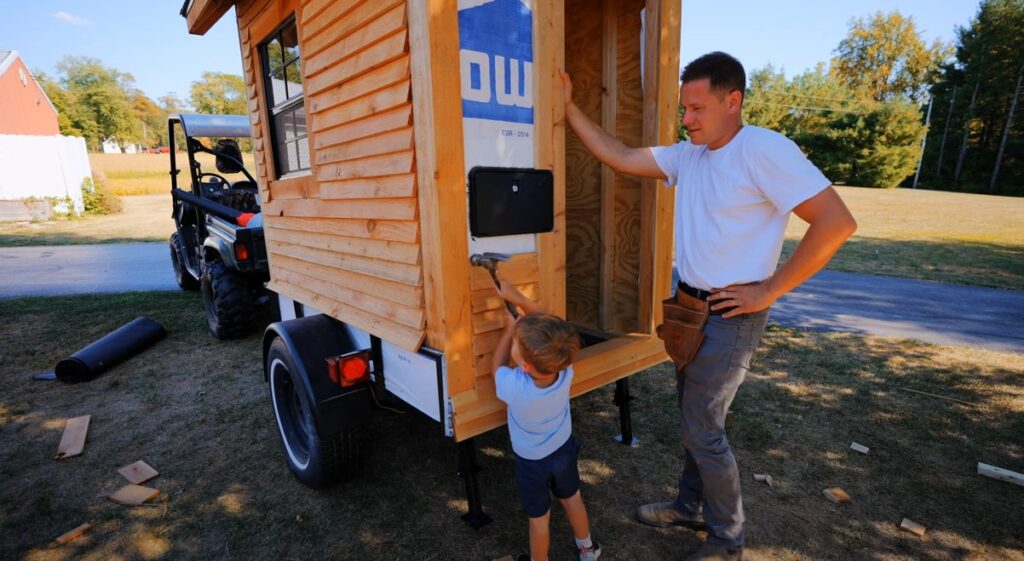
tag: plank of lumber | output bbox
[306,30,408,96]
[897,386,977,406]
[266,214,419,243]
[850,442,870,454]
[263,196,417,220]
[822,487,852,504]
[320,172,417,200]
[273,266,425,329]
[303,0,404,57]
[900,518,926,537]
[55,415,90,459]
[309,57,410,115]
[304,4,408,77]
[109,484,160,506]
[315,151,416,183]
[269,226,420,265]
[117,460,159,485]
[312,83,412,135]
[977,462,1024,487]
[271,253,423,308]
[268,240,422,286]
[54,522,91,544]
[315,127,416,167]
[469,253,540,290]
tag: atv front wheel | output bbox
[201,260,256,338]
[170,233,199,291]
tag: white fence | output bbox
[0,134,91,214]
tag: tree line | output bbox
[36,56,247,152]
[736,0,1021,194]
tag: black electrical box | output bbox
[468,167,554,237]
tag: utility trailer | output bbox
[181,0,681,525]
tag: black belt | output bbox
[677,281,735,316]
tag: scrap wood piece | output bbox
[850,442,870,454]
[118,460,158,484]
[900,518,927,537]
[55,415,91,459]
[54,522,91,544]
[977,462,1024,487]
[822,487,851,504]
[109,484,160,506]
[753,473,775,487]
[897,387,977,407]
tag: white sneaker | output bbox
[579,541,602,561]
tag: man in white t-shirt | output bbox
[559,52,857,561]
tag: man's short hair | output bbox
[514,314,580,376]
[680,51,746,101]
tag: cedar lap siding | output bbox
[185,0,682,440]
[0,52,59,136]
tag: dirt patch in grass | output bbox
[786,186,1024,289]
[2,293,1022,560]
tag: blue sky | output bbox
[2,1,979,105]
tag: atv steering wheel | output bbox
[198,172,230,191]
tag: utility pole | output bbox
[954,76,982,189]
[989,61,1024,195]
[936,85,956,178]
[912,95,933,189]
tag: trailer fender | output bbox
[262,315,371,436]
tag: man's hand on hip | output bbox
[709,281,778,319]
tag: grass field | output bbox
[89,152,257,196]
[1,292,1021,561]
[784,187,1024,289]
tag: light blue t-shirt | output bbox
[495,365,574,460]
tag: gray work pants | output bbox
[672,309,769,550]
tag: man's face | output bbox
[679,78,742,149]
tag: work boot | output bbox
[634,501,706,529]
[685,543,743,561]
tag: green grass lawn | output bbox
[1,292,1021,561]
[785,186,1024,289]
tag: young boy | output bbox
[492,279,601,561]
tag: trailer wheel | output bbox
[201,259,255,339]
[169,233,199,291]
[267,338,365,488]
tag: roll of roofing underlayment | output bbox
[55,317,167,383]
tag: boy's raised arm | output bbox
[497,278,544,316]
[491,310,517,376]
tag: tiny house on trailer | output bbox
[182,0,681,524]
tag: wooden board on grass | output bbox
[55,415,90,459]
[118,460,158,484]
[54,522,91,544]
[109,484,160,506]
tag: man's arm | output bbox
[710,186,857,317]
[560,70,666,179]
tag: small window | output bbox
[260,17,309,177]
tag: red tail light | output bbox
[326,351,370,387]
[234,242,250,261]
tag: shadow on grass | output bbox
[783,236,1024,290]
[1,294,1022,560]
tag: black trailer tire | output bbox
[266,338,366,488]
[201,259,256,339]
[169,233,199,291]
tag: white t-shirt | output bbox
[650,125,830,290]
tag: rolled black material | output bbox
[55,317,167,383]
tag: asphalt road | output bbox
[1,243,1022,354]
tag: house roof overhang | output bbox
[180,0,234,35]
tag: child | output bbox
[492,278,601,561]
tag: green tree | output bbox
[189,72,247,115]
[52,56,139,150]
[832,11,950,103]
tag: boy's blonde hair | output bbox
[514,314,581,375]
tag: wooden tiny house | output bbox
[183,0,681,444]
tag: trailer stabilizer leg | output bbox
[457,438,492,529]
[612,378,640,447]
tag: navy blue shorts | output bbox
[513,436,582,518]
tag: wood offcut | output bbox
[55,415,90,459]
[118,460,159,484]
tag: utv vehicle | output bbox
[167,114,270,338]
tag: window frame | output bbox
[259,15,310,179]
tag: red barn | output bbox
[0,50,59,136]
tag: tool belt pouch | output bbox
[656,291,709,369]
